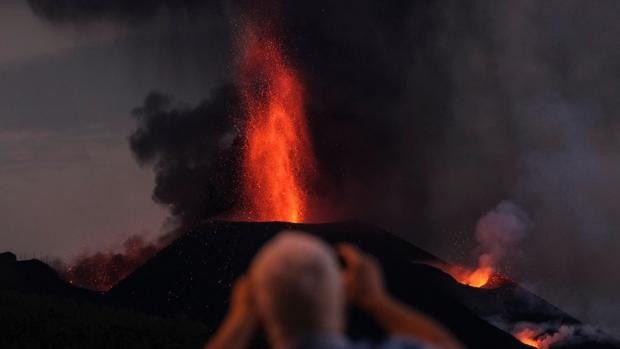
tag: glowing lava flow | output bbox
[514,328,541,348]
[436,263,495,288]
[440,254,498,288]
[456,265,494,288]
[238,25,317,223]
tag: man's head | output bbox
[250,232,345,348]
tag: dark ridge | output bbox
[107,221,525,348]
[0,253,102,303]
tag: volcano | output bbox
[2,221,618,349]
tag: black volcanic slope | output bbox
[105,221,545,349]
[3,222,618,348]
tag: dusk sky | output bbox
[0,0,227,257]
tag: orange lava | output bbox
[439,254,498,288]
[458,266,494,288]
[514,328,541,348]
[238,24,316,223]
[437,264,495,288]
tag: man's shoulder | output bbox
[378,337,437,349]
[349,337,437,349]
[294,335,436,349]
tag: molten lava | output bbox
[238,25,316,223]
[457,266,494,288]
[440,254,500,288]
[514,328,541,348]
[436,263,495,289]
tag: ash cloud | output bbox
[28,0,620,335]
[27,0,220,22]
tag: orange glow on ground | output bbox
[238,25,316,223]
[459,266,494,288]
[514,328,541,348]
[436,264,496,288]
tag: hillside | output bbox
[2,221,618,348]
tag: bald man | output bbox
[204,232,464,349]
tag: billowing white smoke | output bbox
[511,322,619,349]
[474,200,531,274]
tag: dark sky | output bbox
[1,0,620,337]
[0,0,228,257]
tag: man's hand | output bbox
[227,275,256,322]
[338,244,464,349]
[337,244,388,311]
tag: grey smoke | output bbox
[431,0,620,336]
[473,201,531,272]
[510,322,619,349]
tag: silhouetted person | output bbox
[204,232,464,349]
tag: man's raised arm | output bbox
[338,244,464,349]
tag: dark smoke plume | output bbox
[27,0,220,22]
[60,86,243,291]
[29,0,620,336]
[130,86,243,226]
